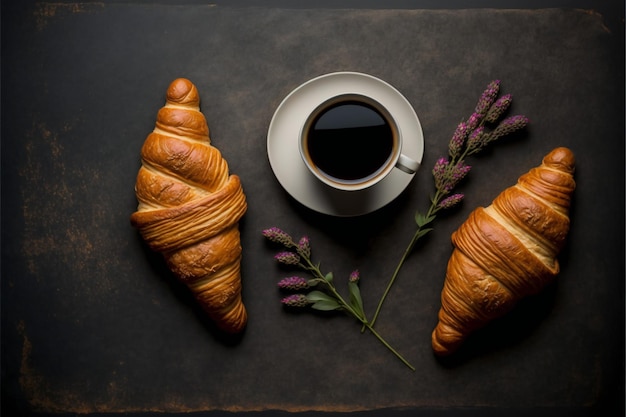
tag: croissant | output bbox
[432,147,576,356]
[130,78,248,333]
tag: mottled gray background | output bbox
[2,1,624,416]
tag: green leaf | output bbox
[311,299,342,311]
[306,290,335,303]
[416,228,434,239]
[324,272,334,282]
[348,281,365,319]
[307,279,320,287]
[415,212,436,227]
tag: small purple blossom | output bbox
[448,121,469,159]
[278,276,310,291]
[433,159,472,194]
[466,126,488,152]
[432,157,450,191]
[491,115,530,140]
[262,227,295,247]
[349,270,360,283]
[474,80,501,116]
[281,294,312,308]
[485,94,512,123]
[445,162,471,192]
[297,236,311,258]
[438,193,465,210]
[455,161,472,174]
[274,251,301,265]
[465,112,483,132]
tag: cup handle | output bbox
[395,153,419,174]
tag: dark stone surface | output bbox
[2,3,624,416]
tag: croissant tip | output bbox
[431,326,462,357]
[543,147,575,173]
[166,78,200,106]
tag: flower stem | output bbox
[363,322,416,371]
[368,227,421,328]
[301,256,415,371]
[367,193,442,330]
[340,288,415,371]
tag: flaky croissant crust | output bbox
[432,147,575,356]
[131,78,247,333]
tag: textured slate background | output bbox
[2,2,624,416]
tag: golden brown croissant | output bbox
[432,147,576,356]
[130,78,248,333]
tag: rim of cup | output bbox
[299,93,403,192]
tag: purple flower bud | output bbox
[297,236,311,258]
[274,251,301,265]
[466,126,488,152]
[433,158,471,193]
[491,115,529,140]
[277,276,310,291]
[281,294,312,308]
[445,161,471,192]
[438,193,464,210]
[349,270,360,283]
[432,157,449,191]
[465,112,483,132]
[474,80,501,116]
[469,125,485,140]
[448,122,468,159]
[262,227,295,247]
[485,94,512,123]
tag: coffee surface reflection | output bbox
[306,101,394,182]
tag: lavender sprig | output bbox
[277,276,311,291]
[263,228,415,371]
[368,80,529,328]
[475,79,501,117]
[281,294,311,308]
[485,94,512,123]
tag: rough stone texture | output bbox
[2,4,624,415]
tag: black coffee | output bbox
[306,100,394,181]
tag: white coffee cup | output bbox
[299,93,419,192]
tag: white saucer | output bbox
[267,72,424,217]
